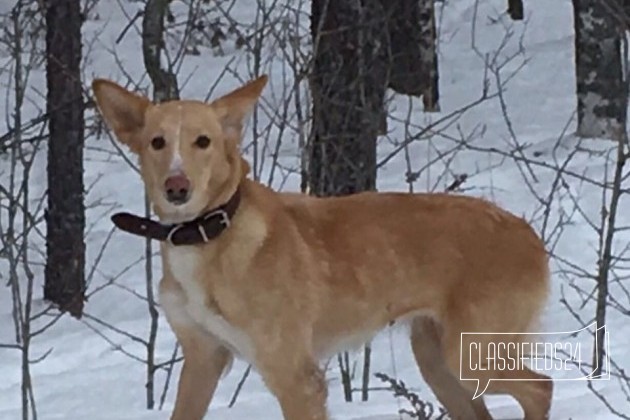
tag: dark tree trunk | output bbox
[43,0,86,318]
[143,0,179,102]
[602,0,630,31]
[572,0,627,139]
[507,0,524,20]
[381,0,439,111]
[308,0,387,196]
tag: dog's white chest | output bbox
[165,247,254,361]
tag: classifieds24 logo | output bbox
[460,322,610,399]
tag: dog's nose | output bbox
[164,174,191,204]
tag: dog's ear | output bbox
[210,75,268,140]
[92,79,151,151]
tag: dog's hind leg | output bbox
[458,350,553,420]
[411,316,492,420]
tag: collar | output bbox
[110,188,241,246]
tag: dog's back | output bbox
[270,187,550,357]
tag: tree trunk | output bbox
[507,0,524,20]
[572,0,627,139]
[308,0,387,196]
[43,0,86,319]
[381,0,440,111]
[143,0,179,102]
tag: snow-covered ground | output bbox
[1,0,629,419]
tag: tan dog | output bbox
[92,75,553,420]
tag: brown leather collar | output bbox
[110,188,241,246]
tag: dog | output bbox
[91,75,553,420]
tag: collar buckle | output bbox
[204,208,231,228]
[166,224,184,245]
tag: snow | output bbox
[1,0,629,419]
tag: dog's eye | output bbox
[195,135,211,149]
[151,136,166,150]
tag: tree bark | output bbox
[44,0,86,319]
[381,0,440,111]
[143,0,179,102]
[572,0,627,139]
[308,0,387,196]
[507,0,524,20]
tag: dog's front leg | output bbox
[171,335,231,420]
[259,353,328,420]
[160,279,232,420]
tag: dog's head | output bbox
[92,76,267,223]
